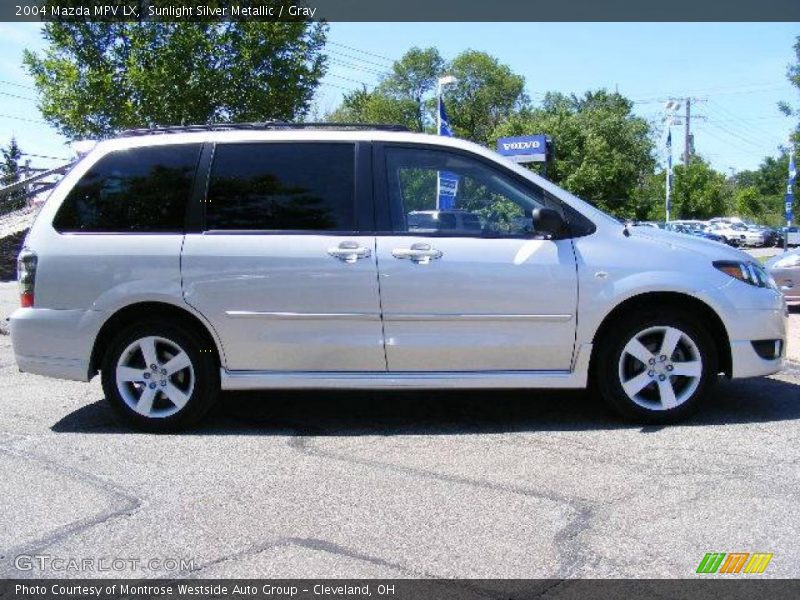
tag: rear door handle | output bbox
[391,242,443,264]
[328,241,371,264]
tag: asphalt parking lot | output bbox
[1,281,799,579]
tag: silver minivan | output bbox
[11,124,786,430]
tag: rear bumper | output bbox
[10,307,100,382]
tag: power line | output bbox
[699,120,779,151]
[22,152,70,161]
[705,100,785,146]
[327,48,393,71]
[0,79,37,91]
[318,82,352,92]
[326,72,369,86]
[327,58,386,77]
[0,112,46,124]
[327,41,394,65]
[0,90,36,102]
[632,83,787,104]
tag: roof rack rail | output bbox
[118,122,410,137]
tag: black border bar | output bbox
[3,0,800,22]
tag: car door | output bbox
[374,144,578,372]
[181,141,385,372]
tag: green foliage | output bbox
[381,47,445,131]
[329,47,444,131]
[493,90,654,218]
[328,48,527,142]
[444,51,528,144]
[670,159,730,220]
[734,152,795,225]
[328,87,421,131]
[779,35,800,144]
[1,137,26,214]
[24,20,328,139]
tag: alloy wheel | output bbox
[115,336,195,418]
[617,325,702,411]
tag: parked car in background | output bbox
[664,222,725,244]
[741,222,777,247]
[766,249,800,302]
[776,226,800,247]
[684,226,726,244]
[707,222,746,247]
[407,210,484,234]
[631,221,663,229]
[759,227,780,247]
[10,124,786,430]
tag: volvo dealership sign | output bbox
[496,134,548,163]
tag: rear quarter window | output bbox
[53,144,201,233]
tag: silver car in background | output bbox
[767,250,800,302]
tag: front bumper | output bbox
[726,308,786,378]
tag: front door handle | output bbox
[328,241,372,264]
[391,242,443,264]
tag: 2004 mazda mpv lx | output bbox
[10,124,786,430]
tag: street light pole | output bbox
[663,100,681,223]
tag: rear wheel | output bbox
[595,311,717,423]
[101,320,219,431]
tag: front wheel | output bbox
[595,311,718,423]
[101,320,219,431]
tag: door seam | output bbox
[373,236,389,372]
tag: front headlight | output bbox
[714,260,776,290]
[772,254,800,269]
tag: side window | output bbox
[205,143,356,231]
[385,147,561,238]
[53,144,201,233]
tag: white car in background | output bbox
[707,222,748,247]
[709,218,766,247]
[10,124,786,430]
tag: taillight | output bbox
[17,248,37,308]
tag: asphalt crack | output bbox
[284,429,598,578]
[0,443,143,577]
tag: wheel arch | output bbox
[590,292,732,377]
[90,301,224,377]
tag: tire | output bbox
[594,309,718,424]
[101,319,219,431]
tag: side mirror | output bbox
[532,207,567,239]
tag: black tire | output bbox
[594,309,718,424]
[101,319,219,431]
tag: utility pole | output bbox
[684,98,691,165]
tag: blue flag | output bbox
[439,98,454,137]
[437,97,458,209]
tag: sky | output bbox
[0,22,798,176]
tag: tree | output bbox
[670,159,731,220]
[380,47,445,132]
[779,35,800,144]
[1,137,26,214]
[328,86,421,131]
[445,51,528,144]
[24,21,327,139]
[493,90,655,218]
[328,48,527,142]
[734,152,795,224]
